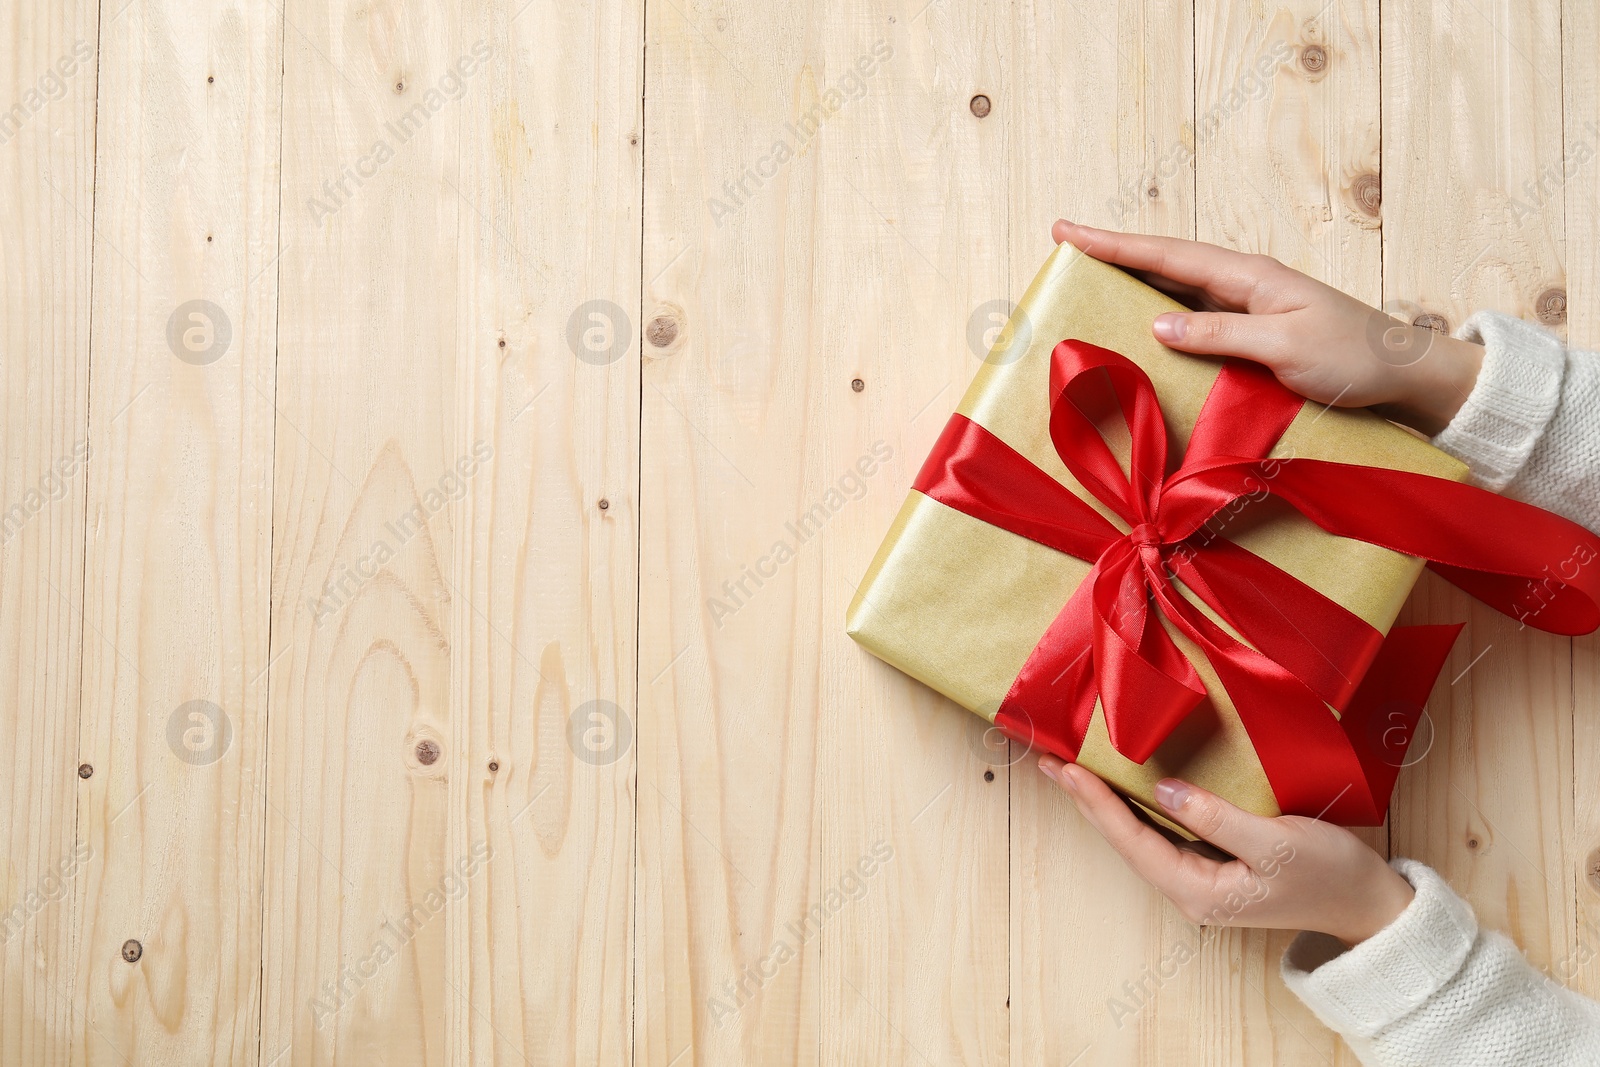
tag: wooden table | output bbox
[2,0,1595,1063]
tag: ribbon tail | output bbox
[1174,538,1384,713]
[1335,623,1463,817]
[1148,579,1388,823]
[1093,557,1207,764]
[994,576,1101,760]
[1164,459,1600,635]
[1199,634,1387,824]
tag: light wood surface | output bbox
[2,1,1596,1063]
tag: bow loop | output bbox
[1047,340,1169,526]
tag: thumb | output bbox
[1154,778,1282,868]
[1152,310,1288,367]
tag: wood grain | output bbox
[0,3,97,1064]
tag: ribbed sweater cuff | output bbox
[1431,310,1566,491]
[1280,860,1478,1039]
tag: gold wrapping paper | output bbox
[846,243,1467,827]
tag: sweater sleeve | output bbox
[1281,859,1600,1066]
[1431,310,1600,534]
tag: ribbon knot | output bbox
[911,336,1600,823]
[1125,521,1163,567]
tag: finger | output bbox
[1042,759,1219,898]
[1151,310,1293,368]
[1053,220,1276,309]
[1174,836,1234,865]
[1124,270,1207,307]
[1153,778,1284,868]
[1048,222,1233,311]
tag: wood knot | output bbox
[1351,173,1381,218]
[1412,312,1450,335]
[77,763,93,779]
[969,94,991,118]
[415,739,440,766]
[1300,44,1327,73]
[1466,834,1481,850]
[488,759,499,774]
[646,314,679,348]
[121,939,142,963]
[850,378,865,392]
[1574,844,1600,895]
[1536,287,1567,325]
[1146,185,1160,199]
[394,80,405,93]
[629,133,639,146]
[983,769,995,782]
[1586,848,1600,894]
[597,498,610,510]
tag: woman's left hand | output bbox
[1038,755,1415,947]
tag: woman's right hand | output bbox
[1052,220,1485,436]
[1038,757,1417,948]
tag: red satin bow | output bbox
[913,339,1600,822]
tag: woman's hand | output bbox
[1052,220,1485,436]
[1038,755,1415,947]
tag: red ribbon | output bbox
[913,339,1600,822]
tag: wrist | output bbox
[1327,863,1416,948]
[1375,333,1485,436]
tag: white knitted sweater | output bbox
[1281,311,1600,1065]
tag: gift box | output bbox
[847,242,1600,828]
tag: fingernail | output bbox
[1154,778,1191,812]
[1057,764,1079,794]
[1038,757,1076,792]
[1153,314,1187,343]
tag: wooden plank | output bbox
[261,4,461,1063]
[638,4,1004,1063]
[1564,0,1600,1002]
[635,6,824,1063]
[1384,0,1576,991]
[1191,3,1379,1063]
[450,0,641,1063]
[817,4,1010,1066]
[69,1,281,1062]
[1005,2,1193,1064]
[0,3,97,1064]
